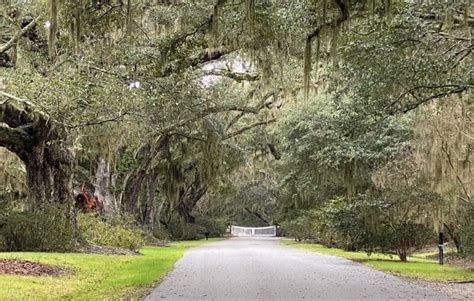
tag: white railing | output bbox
[230,225,276,237]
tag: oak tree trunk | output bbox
[93,157,117,215]
[1,97,74,206]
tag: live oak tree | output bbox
[0,1,472,246]
[0,0,281,226]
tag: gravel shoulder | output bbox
[145,237,455,300]
[413,280,473,300]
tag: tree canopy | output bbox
[0,0,472,254]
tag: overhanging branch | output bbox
[205,68,260,82]
[0,91,50,129]
[400,86,469,113]
[387,84,470,114]
[224,118,276,140]
[0,15,42,54]
[0,123,32,155]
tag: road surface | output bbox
[145,237,451,301]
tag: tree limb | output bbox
[0,91,51,129]
[244,207,269,224]
[307,0,349,41]
[413,10,474,26]
[67,111,129,129]
[0,15,42,54]
[224,118,276,140]
[159,48,230,77]
[225,90,279,132]
[400,86,469,114]
[387,84,470,113]
[205,68,260,82]
[0,123,32,155]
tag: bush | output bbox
[383,222,433,261]
[165,215,228,240]
[0,205,73,251]
[152,226,172,241]
[194,216,227,237]
[315,190,441,261]
[168,218,206,240]
[281,211,317,242]
[314,197,370,250]
[460,201,474,256]
[77,213,145,250]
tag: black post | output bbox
[438,230,444,265]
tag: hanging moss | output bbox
[314,35,320,82]
[330,21,339,69]
[73,2,81,54]
[443,7,453,31]
[303,37,312,101]
[463,4,469,28]
[385,0,392,24]
[127,0,133,34]
[213,3,220,35]
[48,0,59,59]
[368,0,375,16]
[246,0,255,26]
[413,97,473,199]
[322,0,327,24]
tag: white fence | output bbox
[230,225,276,237]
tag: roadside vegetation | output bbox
[0,0,472,296]
[0,239,219,300]
[281,240,474,281]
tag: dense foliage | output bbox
[0,1,472,255]
[0,204,73,251]
[77,213,145,250]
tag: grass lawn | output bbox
[0,238,221,300]
[280,239,474,281]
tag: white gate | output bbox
[230,225,276,237]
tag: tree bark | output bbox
[121,135,170,214]
[444,223,463,253]
[398,250,408,262]
[23,137,73,206]
[93,157,117,216]
[344,160,356,198]
[176,173,207,223]
[1,95,74,206]
[139,169,159,226]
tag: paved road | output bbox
[145,237,451,301]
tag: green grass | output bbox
[0,238,222,300]
[280,239,474,281]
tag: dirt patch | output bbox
[0,259,69,276]
[75,243,141,256]
[415,279,474,300]
[426,254,474,270]
[145,236,169,247]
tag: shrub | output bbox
[168,219,206,240]
[281,211,317,242]
[159,215,226,241]
[194,216,227,237]
[0,205,73,251]
[152,226,172,241]
[383,222,433,261]
[77,213,145,250]
[314,197,370,250]
[460,201,474,256]
[315,189,441,261]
